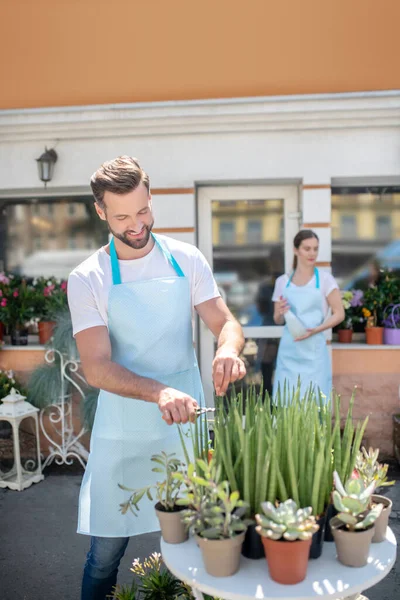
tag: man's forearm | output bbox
[84,359,164,403]
[216,319,245,356]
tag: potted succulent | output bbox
[255,500,319,584]
[330,471,383,567]
[363,283,386,345]
[175,459,250,577]
[355,447,395,543]
[119,451,188,544]
[382,304,400,345]
[338,290,363,343]
[33,277,68,344]
[0,277,35,345]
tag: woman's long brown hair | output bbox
[292,229,319,270]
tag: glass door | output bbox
[197,185,300,406]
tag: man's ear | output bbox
[94,202,107,221]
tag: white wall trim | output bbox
[1,90,399,142]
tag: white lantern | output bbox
[0,388,44,491]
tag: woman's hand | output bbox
[295,328,317,341]
[277,296,290,317]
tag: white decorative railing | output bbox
[40,349,88,469]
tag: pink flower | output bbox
[1,299,7,307]
[0,290,2,297]
[61,281,67,291]
[13,290,19,298]
[352,469,360,479]
[0,273,10,285]
[44,284,55,297]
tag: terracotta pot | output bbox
[38,321,57,345]
[330,516,375,567]
[196,531,245,577]
[365,327,383,345]
[393,414,400,466]
[242,522,265,559]
[261,536,312,584]
[155,503,188,544]
[338,329,353,343]
[372,495,392,543]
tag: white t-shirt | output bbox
[272,271,339,317]
[68,235,220,337]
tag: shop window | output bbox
[247,220,262,244]
[219,221,236,245]
[376,215,392,241]
[0,197,108,278]
[332,186,400,289]
[340,215,357,239]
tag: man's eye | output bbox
[117,216,127,221]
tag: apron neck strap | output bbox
[152,234,185,277]
[109,234,185,285]
[287,267,320,289]
[110,238,122,285]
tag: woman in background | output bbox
[272,230,344,402]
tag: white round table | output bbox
[161,528,397,600]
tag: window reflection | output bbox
[212,199,284,320]
[332,186,400,289]
[2,198,108,278]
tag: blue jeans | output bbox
[81,536,129,600]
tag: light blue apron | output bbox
[272,268,331,403]
[78,234,204,537]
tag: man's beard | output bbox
[108,221,154,250]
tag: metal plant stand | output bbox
[40,349,89,469]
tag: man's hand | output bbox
[212,350,246,396]
[157,387,199,425]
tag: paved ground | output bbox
[0,463,399,600]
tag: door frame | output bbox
[197,184,300,406]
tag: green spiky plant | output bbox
[211,385,273,516]
[211,383,369,521]
[27,308,99,429]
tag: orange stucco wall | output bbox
[1,0,400,110]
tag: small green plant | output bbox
[332,471,383,531]
[355,447,395,492]
[119,452,185,515]
[109,553,221,600]
[109,580,139,600]
[174,459,250,539]
[255,499,319,541]
[130,552,187,600]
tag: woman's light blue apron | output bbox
[272,268,331,403]
[78,234,204,537]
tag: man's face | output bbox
[95,183,154,250]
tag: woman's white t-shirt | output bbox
[67,235,220,337]
[272,271,339,317]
